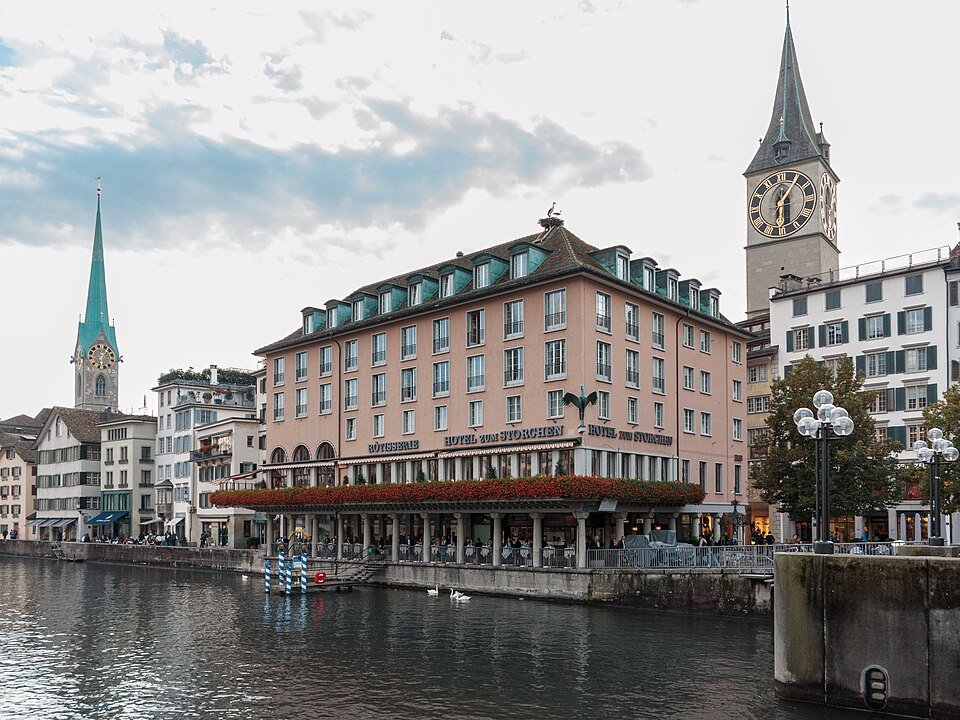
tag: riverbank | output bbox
[0,540,773,614]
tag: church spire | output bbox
[745,5,825,174]
[77,180,118,354]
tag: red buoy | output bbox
[315,571,326,584]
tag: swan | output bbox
[449,588,463,600]
[427,584,439,596]
[455,593,471,602]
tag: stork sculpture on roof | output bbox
[563,384,597,434]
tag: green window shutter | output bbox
[924,306,933,332]
[883,314,891,338]
[818,325,827,347]
[856,355,866,375]
[784,365,794,378]
[927,345,938,370]
[809,326,816,349]
[786,331,794,353]
[927,384,939,406]
[885,351,896,373]
[841,321,849,344]
[897,311,906,335]
[888,426,907,446]
[895,387,906,411]
[895,351,906,374]
[858,318,866,341]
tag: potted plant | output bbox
[202,392,213,403]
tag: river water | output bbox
[0,557,867,719]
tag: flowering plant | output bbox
[211,475,705,509]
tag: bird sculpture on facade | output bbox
[562,384,597,434]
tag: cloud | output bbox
[872,193,904,216]
[914,192,960,214]
[299,10,374,43]
[0,40,16,67]
[438,30,528,65]
[263,52,303,92]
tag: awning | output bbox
[139,518,164,525]
[199,517,229,524]
[262,461,337,470]
[164,517,184,529]
[87,511,130,526]
[339,452,437,466]
[26,518,47,527]
[51,518,76,528]
[437,440,577,459]
[215,469,260,485]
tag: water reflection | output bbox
[0,558,864,719]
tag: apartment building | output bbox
[95,413,157,537]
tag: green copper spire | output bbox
[77,181,118,353]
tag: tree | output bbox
[752,355,904,518]
[922,383,960,513]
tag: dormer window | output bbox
[440,273,454,298]
[352,300,364,322]
[408,282,422,307]
[690,288,700,311]
[379,292,392,314]
[711,297,720,317]
[328,310,339,329]
[474,262,490,289]
[511,252,528,279]
[304,315,315,334]
[643,267,655,291]
[616,256,629,281]
[668,278,678,301]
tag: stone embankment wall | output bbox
[774,551,960,719]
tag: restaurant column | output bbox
[692,514,702,541]
[336,515,345,560]
[669,513,678,532]
[310,515,318,557]
[420,512,431,563]
[362,513,372,551]
[530,513,543,568]
[643,513,653,535]
[610,513,626,545]
[390,514,400,561]
[309,467,318,487]
[491,512,502,567]
[573,511,589,569]
[712,514,721,542]
[266,515,274,556]
[455,513,465,564]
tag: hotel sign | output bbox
[587,424,673,446]
[444,425,564,447]
[368,440,420,454]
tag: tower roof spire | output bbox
[745,5,825,175]
[78,180,118,353]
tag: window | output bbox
[466,309,485,347]
[344,340,358,371]
[682,324,694,348]
[295,352,308,381]
[690,287,700,311]
[826,321,844,346]
[344,378,358,410]
[504,347,524,386]
[792,297,807,316]
[379,291,392,314]
[748,365,768,383]
[732,341,743,364]
[434,405,448,431]
[652,357,665,393]
[545,339,566,380]
[714,463,723,493]
[474,262,490,289]
[683,366,695,390]
[352,299,364,321]
[683,408,695,433]
[440,273,455,299]
[401,368,417,401]
[616,255,629,281]
[904,385,927,410]
[598,391,611,420]
[401,325,417,359]
[273,357,285,385]
[467,355,485,391]
[544,290,566,330]
[681,459,691,483]
[733,418,743,441]
[433,362,450,397]
[402,409,415,434]
[905,308,925,334]
[433,318,450,354]
[511,252,528,279]
[653,402,664,429]
[667,278,678,301]
[625,303,639,341]
[295,388,307,418]
[625,349,640,388]
[319,383,332,414]
[873,426,888,443]
[866,315,885,339]
[469,400,483,427]
[734,465,742,494]
[652,313,665,348]
[506,395,522,423]
[371,373,386,406]
[319,346,332,376]
[732,379,743,402]
[908,424,926,446]
[951,280,960,307]
[700,330,711,353]
[408,282,422,307]
[825,290,841,310]
[701,412,712,436]
[547,390,564,419]
[596,292,612,332]
[793,327,810,351]
[627,397,638,424]
[273,392,284,421]
[643,266,655,291]
[868,391,887,414]
[905,274,923,296]
[373,414,385,438]
[345,418,356,441]
[866,352,888,377]
[504,299,524,338]
[700,370,711,395]
[698,461,708,490]
[596,341,612,381]
[747,396,770,414]
[905,348,928,373]
[371,333,386,365]
[866,281,883,303]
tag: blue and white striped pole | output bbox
[264,560,271,594]
[285,561,292,595]
[300,553,308,594]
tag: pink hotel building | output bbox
[256,219,750,540]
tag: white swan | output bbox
[455,593,471,602]
[449,588,463,600]
[427,584,439,596]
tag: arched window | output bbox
[95,375,106,397]
[292,445,310,486]
[270,447,287,488]
[316,442,336,486]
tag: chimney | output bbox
[210,365,218,385]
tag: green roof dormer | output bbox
[508,241,551,279]
[655,268,680,302]
[406,273,438,306]
[376,283,406,314]
[589,245,632,283]
[437,264,472,298]
[324,300,351,328]
[630,257,658,292]
[471,253,508,289]
[77,192,118,355]
[301,307,326,335]
[679,279,702,311]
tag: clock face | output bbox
[749,170,818,239]
[820,172,837,241]
[87,343,116,370]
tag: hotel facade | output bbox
[255,220,751,543]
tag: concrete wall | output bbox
[774,552,960,719]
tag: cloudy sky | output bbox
[2,0,959,418]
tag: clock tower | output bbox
[73,182,120,412]
[744,7,839,318]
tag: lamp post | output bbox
[912,428,959,546]
[793,389,855,555]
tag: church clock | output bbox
[87,342,116,370]
[820,172,837,241]
[748,169,817,239]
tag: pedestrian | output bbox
[1,529,7,540]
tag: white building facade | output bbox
[195,416,259,548]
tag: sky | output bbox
[2,0,959,419]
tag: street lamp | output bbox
[793,389,855,554]
[912,428,959,546]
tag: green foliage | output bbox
[752,355,904,518]
[156,367,256,387]
[415,469,426,483]
[485,465,496,479]
[554,460,566,476]
[923,383,960,513]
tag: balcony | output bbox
[371,350,386,365]
[652,377,665,393]
[504,370,523,386]
[433,337,450,354]
[139,456,154,464]
[118,458,129,464]
[320,399,333,414]
[319,362,332,375]
[652,331,665,348]
[104,460,115,466]
[625,369,640,387]
[596,314,611,332]
[192,447,232,462]
[545,312,566,330]
[504,320,524,338]
[596,363,611,381]
[343,396,358,410]
[545,362,566,381]
[344,359,358,372]
[371,392,386,406]
[467,375,485,392]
